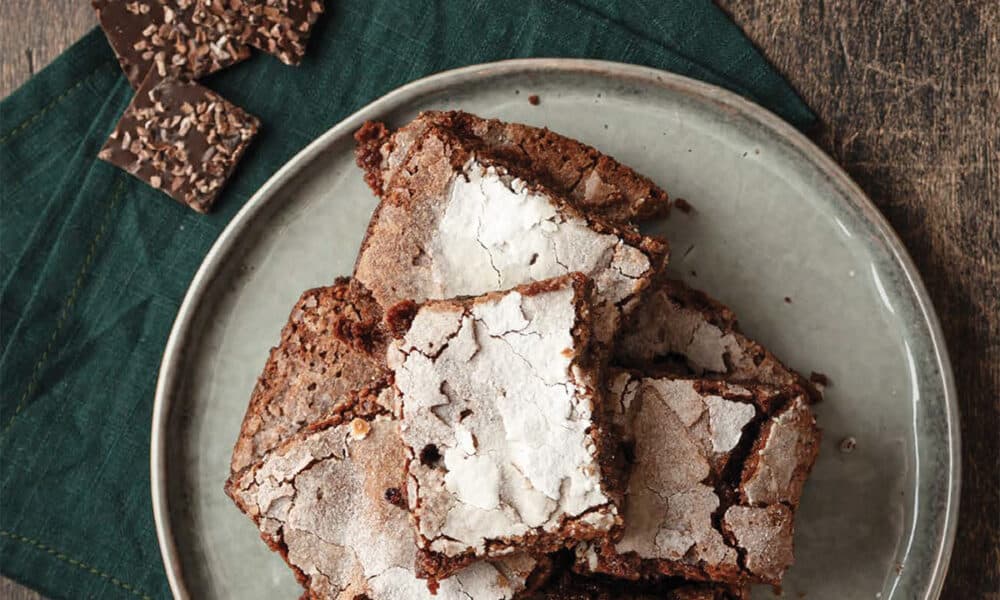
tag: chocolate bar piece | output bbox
[210,0,324,65]
[93,0,251,88]
[99,74,259,213]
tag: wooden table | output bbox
[2,1,996,598]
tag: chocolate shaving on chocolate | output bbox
[93,0,251,88]
[209,0,324,65]
[98,73,259,213]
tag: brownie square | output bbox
[226,278,392,479]
[352,119,668,350]
[575,372,820,586]
[227,415,546,599]
[356,111,673,225]
[385,274,624,581]
[92,0,251,88]
[531,567,748,600]
[98,73,259,212]
[615,278,821,402]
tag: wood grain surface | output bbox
[1,1,996,599]
[717,3,1000,598]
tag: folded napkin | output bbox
[0,1,813,598]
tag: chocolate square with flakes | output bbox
[99,74,259,213]
[209,0,324,65]
[93,0,251,88]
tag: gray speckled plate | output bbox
[151,60,959,600]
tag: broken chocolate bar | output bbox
[209,0,324,65]
[99,73,259,212]
[93,0,251,88]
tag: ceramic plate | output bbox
[151,59,959,600]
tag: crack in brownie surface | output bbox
[353,122,667,350]
[575,372,820,586]
[387,275,623,580]
[228,416,544,599]
[616,278,820,402]
[357,111,673,225]
[227,278,391,480]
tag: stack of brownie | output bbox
[226,111,822,599]
[92,0,325,212]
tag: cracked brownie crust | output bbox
[576,372,820,586]
[226,278,391,481]
[223,110,824,597]
[616,278,821,403]
[353,121,668,349]
[386,275,625,581]
[356,111,671,225]
[228,416,547,599]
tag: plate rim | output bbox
[150,58,960,599]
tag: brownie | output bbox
[356,110,672,225]
[226,278,390,481]
[527,566,747,600]
[615,278,821,402]
[92,0,251,88]
[228,415,548,599]
[575,371,820,586]
[386,274,625,582]
[353,119,668,349]
[98,73,259,212]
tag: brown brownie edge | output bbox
[225,278,391,485]
[351,120,668,352]
[355,110,671,225]
[228,414,551,599]
[616,278,821,403]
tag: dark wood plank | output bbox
[1,1,996,599]
[0,0,94,97]
[718,2,1000,598]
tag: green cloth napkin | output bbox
[0,1,813,598]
